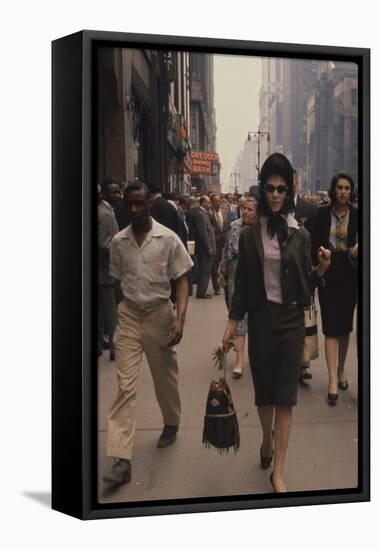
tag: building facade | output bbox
[306,61,358,193]
[258,57,358,194]
[231,137,258,194]
[96,47,192,195]
[189,53,219,194]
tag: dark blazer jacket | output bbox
[150,195,179,235]
[195,208,216,254]
[186,207,200,241]
[311,205,358,265]
[209,207,230,241]
[229,218,324,320]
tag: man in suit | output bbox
[210,193,230,295]
[148,184,180,235]
[148,183,181,303]
[97,185,119,360]
[185,197,200,292]
[293,170,317,235]
[102,176,130,230]
[195,196,216,299]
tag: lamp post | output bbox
[230,172,240,194]
[247,130,271,182]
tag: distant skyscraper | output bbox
[259,57,358,194]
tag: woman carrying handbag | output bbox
[221,153,331,493]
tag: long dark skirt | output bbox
[248,302,305,407]
[318,251,357,337]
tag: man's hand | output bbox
[208,249,215,256]
[167,319,184,347]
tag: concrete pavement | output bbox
[97,289,358,503]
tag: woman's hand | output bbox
[317,246,332,276]
[350,243,358,260]
[222,320,238,352]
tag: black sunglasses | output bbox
[264,184,288,194]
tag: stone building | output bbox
[189,53,219,194]
[259,57,358,194]
[96,47,192,194]
[306,61,358,193]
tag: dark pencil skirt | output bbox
[247,301,305,407]
[318,252,357,337]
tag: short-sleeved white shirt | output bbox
[109,218,193,307]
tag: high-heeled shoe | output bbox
[338,381,349,391]
[260,430,274,469]
[327,392,338,406]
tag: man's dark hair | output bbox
[146,181,161,194]
[101,175,120,194]
[328,172,355,204]
[211,193,221,201]
[124,181,150,198]
[163,192,177,201]
[246,194,258,202]
[178,196,188,208]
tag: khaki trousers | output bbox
[106,299,181,459]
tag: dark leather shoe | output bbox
[260,430,274,469]
[260,447,274,470]
[196,294,212,299]
[327,392,338,406]
[102,336,110,350]
[214,289,221,295]
[157,425,178,448]
[338,381,349,391]
[299,367,312,382]
[103,458,131,484]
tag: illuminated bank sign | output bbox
[191,150,219,176]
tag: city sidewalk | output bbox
[97,290,358,503]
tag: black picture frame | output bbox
[52,30,370,520]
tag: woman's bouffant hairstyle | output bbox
[258,153,295,217]
[328,172,355,204]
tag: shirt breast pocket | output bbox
[144,259,168,283]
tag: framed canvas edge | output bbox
[52,30,370,521]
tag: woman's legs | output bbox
[234,335,246,370]
[337,334,350,383]
[324,336,339,394]
[257,405,274,457]
[272,406,293,492]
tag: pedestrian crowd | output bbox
[98,153,358,493]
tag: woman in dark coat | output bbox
[312,173,358,405]
[221,153,331,493]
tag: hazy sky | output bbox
[214,54,261,191]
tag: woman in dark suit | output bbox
[222,153,331,493]
[312,173,358,405]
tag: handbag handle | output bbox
[221,350,227,380]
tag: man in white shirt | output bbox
[103,182,193,485]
